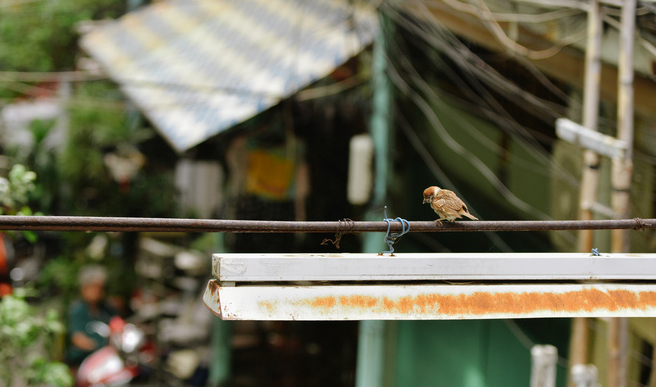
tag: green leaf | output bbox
[42,362,74,387]
[45,309,64,334]
[0,294,32,325]
[18,206,33,216]
[22,231,38,243]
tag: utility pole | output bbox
[608,1,636,387]
[358,10,394,387]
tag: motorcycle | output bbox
[76,316,152,387]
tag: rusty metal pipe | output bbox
[0,216,654,233]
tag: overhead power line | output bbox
[0,216,654,233]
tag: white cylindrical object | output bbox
[530,345,558,387]
[571,364,598,387]
[347,134,374,205]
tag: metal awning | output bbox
[203,253,656,320]
[80,0,378,153]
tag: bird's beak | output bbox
[422,197,429,204]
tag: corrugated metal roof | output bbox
[80,0,378,153]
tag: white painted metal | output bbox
[556,118,627,158]
[531,345,557,387]
[203,281,656,321]
[212,252,656,282]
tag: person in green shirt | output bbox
[66,265,117,367]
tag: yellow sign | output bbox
[245,149,294,200]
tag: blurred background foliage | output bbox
[0,0,124,72]
[0,289,73,387]
[0,169,73,386]
[0,1,176,383]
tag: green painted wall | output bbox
[391,320,569,387]
[418,95,552,221]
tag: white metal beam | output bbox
[212,252,656,282]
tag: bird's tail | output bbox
[462,212,478,220]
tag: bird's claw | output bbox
[434,219,444,227]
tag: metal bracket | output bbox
[580,201,616,218]
[556,118,627,159]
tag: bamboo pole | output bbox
[650,319,656,387]
[577,0,603,253]
[608,318,630,387]
[569,318,590,387]
[571,3,602,383]
[611,0,636,251]
[608,1,636,386]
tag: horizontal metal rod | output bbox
[0,216,654,233]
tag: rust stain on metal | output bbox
[203,281,223,319]
[208,280,220,298]
[310,296,337,309]
[339,295,378,309]
[260,300,278,314]
[291,289,656,316]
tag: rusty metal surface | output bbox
[203,280,656,321]
[0,215,655,233]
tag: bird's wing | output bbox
[436,190,466,211]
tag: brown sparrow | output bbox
[423,186,478,222]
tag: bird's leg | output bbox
[434,219,444,226]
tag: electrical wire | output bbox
[382,19,556,221]
[431,0,584,23]
[507,0,588,12]
[504,319,571,368]
[396,4,573,123]
[0,71,106,82]
[0,0,46,9]
[0,78,127,110]
[383,5,567,150]
[378,3,592,247]
[413,0,587,60]
[603,10,656,63]
[396,102,515,252]
[295,73,365,101]
[392,0,573,114]
[390,63,581,248]
[382,3,581,184]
